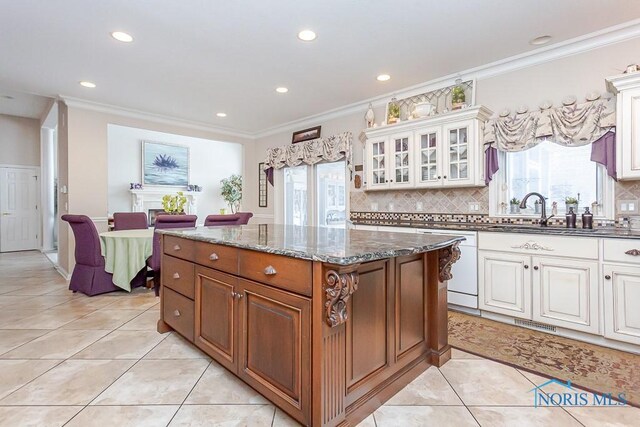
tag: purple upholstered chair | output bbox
[61,214,121,296]
[204,212,253,226]
[149,215,197,296]
[113,212,148,231]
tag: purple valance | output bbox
[590,131,617,181]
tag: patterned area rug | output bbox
[448,311,640,407]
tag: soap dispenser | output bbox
[582,207,593,229]
[566,207,577,228]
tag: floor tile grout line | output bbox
[437,366,482,426]
[0,359,66,403]
[167,359,214,427]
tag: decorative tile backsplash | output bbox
[350,187,489,214]
[350,181,640,218]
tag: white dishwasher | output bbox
[416,229,478,310]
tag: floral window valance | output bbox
[482,93,618,183]
[263,131,352,184]
[483,94,616,151]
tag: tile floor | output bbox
[0,251,638,426]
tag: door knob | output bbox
[173,310,181,317]
[172,273,180,279]
[524,265,529,269]
[533,266,539,270]
[605,275,611,280]
[209,253,219,261]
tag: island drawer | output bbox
[195,242,238,274]
[603,238,640,264]
[163,235,196,262]
[478,232,598,259]
[238,250,312,296]
[163,287,194,341]
[162,255,195,299]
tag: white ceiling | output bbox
[1,0,639,133]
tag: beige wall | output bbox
[58,104,254,274]
[0,114,40,166]
[248,37,640,219]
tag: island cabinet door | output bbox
[237,278,311,426]
[395,254,428,361]
[194,266,239,373]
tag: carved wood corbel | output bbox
[438,242,461,282]
[324,269,359,327]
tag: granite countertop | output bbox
[354,220,640,239]
[158,224,464,265]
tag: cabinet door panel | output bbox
[479,251,531,319]
[395,255,427,359]
[414,127,442,188]
[389,132,413,187]
[442,120,475,187]
[603,264,640,345]
[238,279,310,424]
[347,260,391,392]
[366,138,389,189]
[194,267,237,371]
[533,257,599,334]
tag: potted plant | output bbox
[452,85,466,110]
[387,98,400,124]
[565,196,579,213]
[162,191,187,214]
[220,174,243,213]
[510,197,521,214]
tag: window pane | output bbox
[317,161,346,228]
[505,142,597,214]
[284,166,307,226]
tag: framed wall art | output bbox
[292,125,321,144]
[142,140,189,186]
[258,162,268,207]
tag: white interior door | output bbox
[0,167,40,252]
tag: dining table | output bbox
[99,228,154,291]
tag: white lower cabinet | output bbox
[478,234,600,334]
[532,257,599,334]
[603,264,640,345]
[479,251,531,319]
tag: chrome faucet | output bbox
[519,192,554,227]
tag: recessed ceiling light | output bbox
[216,112,227,118]
[79,81,96,88]
[377,74,391,82]
[276,87,289,93]
[111,31,134,43]
[530,35,552,45]
[297,30,316,41]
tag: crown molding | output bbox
[253,18,640,139]
[58,96,255,140]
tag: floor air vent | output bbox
[514,319,557,333]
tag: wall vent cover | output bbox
[514,318,557,333]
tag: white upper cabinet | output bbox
[363,106,492,190]
[606,73,640,180]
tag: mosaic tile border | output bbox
[350,211,618,227]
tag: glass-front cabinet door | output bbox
[414,127,441,187]
[365,138,389,189]
[389,132,413,187]
[443,120,475,186]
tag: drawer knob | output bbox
[173,244,181,251]
[173,309,181,317]
[533,266,539,271]
[625,249,640,256]
[605,275,611,280]
[237,292,244,299]
[264,265,277,275]
[524,265,529,269]
[209,253,219,261]
[172,272,180,279]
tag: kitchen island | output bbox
[156,225,463,426]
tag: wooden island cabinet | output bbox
[157,225,462,426]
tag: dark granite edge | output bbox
[157,229,465,265]
[353,221,640,240]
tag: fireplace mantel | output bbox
[129,189,199,215]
